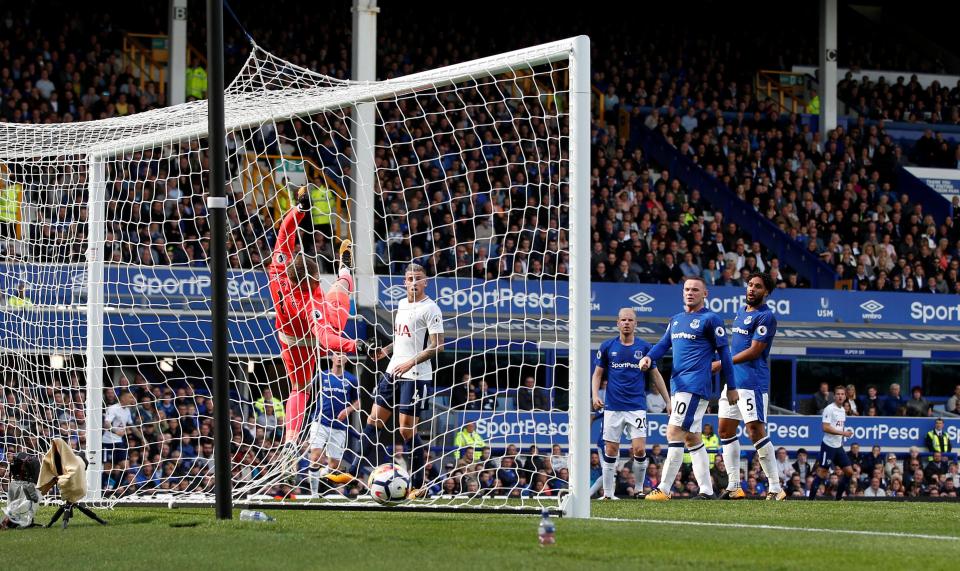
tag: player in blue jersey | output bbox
[712,272,786,501]
[640,276,736,500]
[306,353,360,495]
[591,308,671,499]
[809,385,855,500]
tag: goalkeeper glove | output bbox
[354,339,373,357]
[296,186,311,212]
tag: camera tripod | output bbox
[47,501,108,530]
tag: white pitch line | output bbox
[591,517,960,542]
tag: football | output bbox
[367,463,411,505]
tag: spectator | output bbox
[845,385,859,416]
[863,477,886,497]
[881,383,905,416]
[517,376,548,411]
[924,451,949,483]
[848,443,864,468]
[812,382,833,413]
[453,422,484,461]
[775,447,794,485]
[859,385,882,416]
[946,384,960,415]
[925,418,953,459]
[905,387,932,417]
[792,448,813,482]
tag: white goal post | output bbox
[0,36,590,517]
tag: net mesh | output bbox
[0,40,575,510]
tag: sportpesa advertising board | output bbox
[459,411,960,451]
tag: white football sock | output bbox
[721,436,741,490]
[755,437,781,493]
[657,442,685,495]
[601,452,617,498]
[690,443,714,496]
[309,469,320,495]
[631,455,649,493]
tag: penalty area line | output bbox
[591,517,960,542]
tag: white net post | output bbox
[564,34,591,519]
[84,154,107,501]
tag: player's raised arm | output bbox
[273,188,312,262]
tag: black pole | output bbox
[207,0,232,519]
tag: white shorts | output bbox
[718,386,768,424]
[602,409,648,442]
[668,392,709,433]
[308,422,347,460]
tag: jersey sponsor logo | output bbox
[671,332,697,340]
[609,361,643,369]
[690,318,700,329]
[756,325,768,336]
[731,326,749,335]
[395,322,412,337]
[715,326,725,337]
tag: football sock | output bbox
[601,451,617,498]
[658,442,685,495]
[631,455,649,492]
[721,436,741,490]
[408,433,425,488]
[360,424,382,472]
[284,389,307,443]
[308,469,320,495]
[690,443,714,496]
[836,475,850,500]
[588,474,604,497]
[754,437,781,493]
[809,475,822,499]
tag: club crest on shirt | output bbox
[690,318,700,329]
[611,351,618,356]
[634,349,643,360]
[744,316,753,325]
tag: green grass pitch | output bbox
[3,501,959,570]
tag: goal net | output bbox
[0,37,590,514]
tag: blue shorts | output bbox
[818,443,851,470]
[375,374,430,416]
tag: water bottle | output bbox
[239,509,275,522]
[537,509,556,546]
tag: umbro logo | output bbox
[628,292,654,306]
[860,300,884,313]
[383,284,406,307]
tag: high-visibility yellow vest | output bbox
[453,429,485,460]
[702,433,720,468]
[806,95,820,115]
[310,184,333,226]
[0,183,21,223]
[186,66,208,99]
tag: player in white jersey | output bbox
[364,263,444,497]
[809,385,855,500]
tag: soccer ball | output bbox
[367,463,411,505]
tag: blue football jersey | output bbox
[648,307,735,397]
[311,370,359,430]
[594,337,655,411]
[730,306,777,392]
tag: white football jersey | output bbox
[387,296,444,380]
[821,403,846,448]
